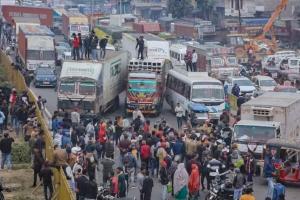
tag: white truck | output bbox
[121,32,170,60]
[57,51,129,117]
[233,92,300,171]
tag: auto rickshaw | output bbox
[264,138,300,184]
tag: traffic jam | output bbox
[0,0,299,200]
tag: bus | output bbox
[165,69,225,124]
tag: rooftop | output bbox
[243,92,300,107]
[19,24,54,36]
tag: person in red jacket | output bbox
[72,33,80,60]
[140,140,150,170]
[98,122,107,159]
[188,164,200,199]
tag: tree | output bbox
[168,0,193,19]
[197,0,215,20]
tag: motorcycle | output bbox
[96,186,115,200]
[0,180,5,200]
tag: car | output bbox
[252,75,277,92]
[224,76,256,96]
[33,66,57,88]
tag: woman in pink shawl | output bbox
[173,163,189,200]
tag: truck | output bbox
[62,11,89,39]
[12,17,40,41]
[1,5,53,27]
[187,43,240,81]
[57,51,128,117]
[125,58,171,116]
[121,33,170,60]
[18,24,55,71]
[233,92,300,173]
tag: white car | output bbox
[252,75,277,92]
[224,76,256,96]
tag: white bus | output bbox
[170,43,187,66]
[165,69,225,123]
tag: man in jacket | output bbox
[233,168,246,200]
[159,161,169,200]
[91,35,99,60]
[142,170,153,200]
[0,133,14,169]
[136,36,144,60]
[77,33,83,59]
[72,33,79,60]
[0,108,5,134]
[99,36,109,59]
[232,83,240,97]
[84,34,92,59]
[140,140,151,170]
[101,156,115,185]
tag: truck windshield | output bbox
[128,79,156,94]
[212,58,224,66]
[192,85,224,101]
[27,50,55,60]
[80,25,89,32]
[235,125,276,141]
[59,82,75,94]
[79,82,96,96]
[227,57,237,65]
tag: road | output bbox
[30,85,300,200]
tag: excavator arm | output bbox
[256,0,289,40]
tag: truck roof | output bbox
[124,33,164,41]
[187,42,235,56]
[236,120,280,127]
[64,11,86,17]
[19,24,54,36]
[60,51,124,80]
[243,92,300,107]
[27,36,54,50]
[13,17,40,24]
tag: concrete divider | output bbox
[0,51,75,200]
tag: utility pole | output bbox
[237,0,242,32]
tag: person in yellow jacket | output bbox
[240,187,255,200]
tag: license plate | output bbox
[272,73,277,78]
[43,81,50,84]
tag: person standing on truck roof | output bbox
[191,49,198,72]
[184,51,192,71]
[91,35,99,61]
[78,33,83,60]
[72,33,80,60]
[100,36,109,60]
[136,36,145,60]
[84,35,91,60]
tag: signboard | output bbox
[60,62,102,80]
[0,0,15,5]
[146,41,170,60]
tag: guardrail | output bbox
[0,51,75,200]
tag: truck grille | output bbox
[252,107,273,117]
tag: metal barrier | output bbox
[0,51,75,200]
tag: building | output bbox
[131,0,167,20]
[225,0,256,17]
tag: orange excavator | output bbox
[247,0,289,54]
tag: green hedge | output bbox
[12,142,31,164]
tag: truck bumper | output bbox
[126,103,160,115]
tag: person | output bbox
[184,51,192,71]
[118,134,131,164]
[75,169,89,200]
[142,170,153,200]
[101,155,115,185]
[240,188,255,200]
[84,34,92,59]
[140,140,151,170]
[40,161,53,200]
[0,108,5,134]
[137,168,145,200]
[232,83,240,97]
[70,108,80,128]
[159,161,169,200]
[132,107,144,121]
[175,103,184,129]
[72,33,80,60]
[110,172,119,197]
[100,36,109,59]
[245,153,255,182]
[78,33,83,59]
[32,149,44,187]
[173,163,188,200]
[123,149,137,186]
[0,133,14,169]
[136,36,145,60]
[188,163,200,200]
[116,167,127,198]
[104,137,114,159]
[233,168,246,200]
[91,35,99,60]
[191,49,198,72]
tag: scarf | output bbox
[173,163,189,195]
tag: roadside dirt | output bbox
[1,168,44,200]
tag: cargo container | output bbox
[13,17,40,39]
[18,24,55,71]
[132,22,161,33]
[187,43,240,81]
[173,21,216,39]
[62,11,89,39]
[2,5,53,27]
[122,32,170,60]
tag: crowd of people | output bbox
[70,31,109,61]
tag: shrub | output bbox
[11,141,31,164]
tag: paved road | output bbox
[29,85,300,200]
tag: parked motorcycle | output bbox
[96,186,115,200]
